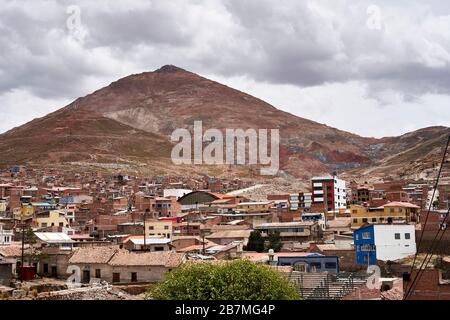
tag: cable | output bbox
[404,135,449,296]
[404,207,449,299]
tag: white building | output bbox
[373,224,416,261]
[311,175,347,211]
[0,223,13,246]
[163,189,193,200]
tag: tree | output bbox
[245,230,265,252]
[266,231,282,252]
[147,259,300,300]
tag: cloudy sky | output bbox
[1,0,449,138]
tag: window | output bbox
[362,232,371,239]
[149,226,154,230]
[395,233,400,240]
[131,272,137,282]
[113,273,120,283]
[325,262,337,269]
[355,234,359,240]
[164,226,169,230]
[405,233,410,239]
[362,218,368,223]
[390,208,395,213]
[353,218,358,223]
[310,262,322,271]
[371,218,377,223]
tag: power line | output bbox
[404,135,449,296]
[404,207,449,299]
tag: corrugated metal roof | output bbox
[34,232,74,243]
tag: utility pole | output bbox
[143,210,148,252]
[20,204,25,283]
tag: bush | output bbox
[147,259,300,300]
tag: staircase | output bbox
[289,271,369,300]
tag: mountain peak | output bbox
[154,65,186,73]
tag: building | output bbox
[0,223,13,246]
[276,254,340,273]
[145,219,172,239]
[350,202,420,229]
[354,224,416,265]
[311,175,346,212]
[235,201,272,213]
[67,247,185,284]
[122,236,172,252]
[254,221,320,243]
[206,229,252,246]
[35,210,70,229]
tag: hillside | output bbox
[0,65,448,180]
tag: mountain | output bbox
[0,65,448,180]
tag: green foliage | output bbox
[147,259,300,300]
[245,230,265,252]
[266,231,282,252]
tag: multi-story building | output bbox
[354,224,416,265]
[311,176,346,212]
[350,202,420,230]
[145,219,173,239]
[235,201,272,213]
[0,223,13,245]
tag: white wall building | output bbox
[0,223,13,246]
[163,189,193,200]
[373,224,416,261]
[311,175,347,211]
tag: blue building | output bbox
[354,225,377,265]
[276,254,340,273]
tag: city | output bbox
[0,164,449,300]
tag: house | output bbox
[276,254,340,273]
[108,250,185,283]
[0,223,13,246]
[354,224,416,265]
[235,201,272,213]
[122,236,172,252]
[311,175,347,211]
[145,219,172,239]
[254,221,320,243]
[67,246,185,284]
[350,202,419,229]
[35,210,70,229]
[206,229,252,246]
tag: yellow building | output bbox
[350,202,419,229]
[36,210,70,228]
[145,219,173,239]
[13,204,35,220]
[235,201,272,213]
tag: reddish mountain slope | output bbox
[0,65,448,179]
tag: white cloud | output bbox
[0,0,448,137]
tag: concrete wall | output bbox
[70,263,170,284]
[374,225,416,261]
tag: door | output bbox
[43,263,49,274]
[113,272,120,283]
[82,270,90,283]
[131,272,137,282]
[51,266,57,277]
